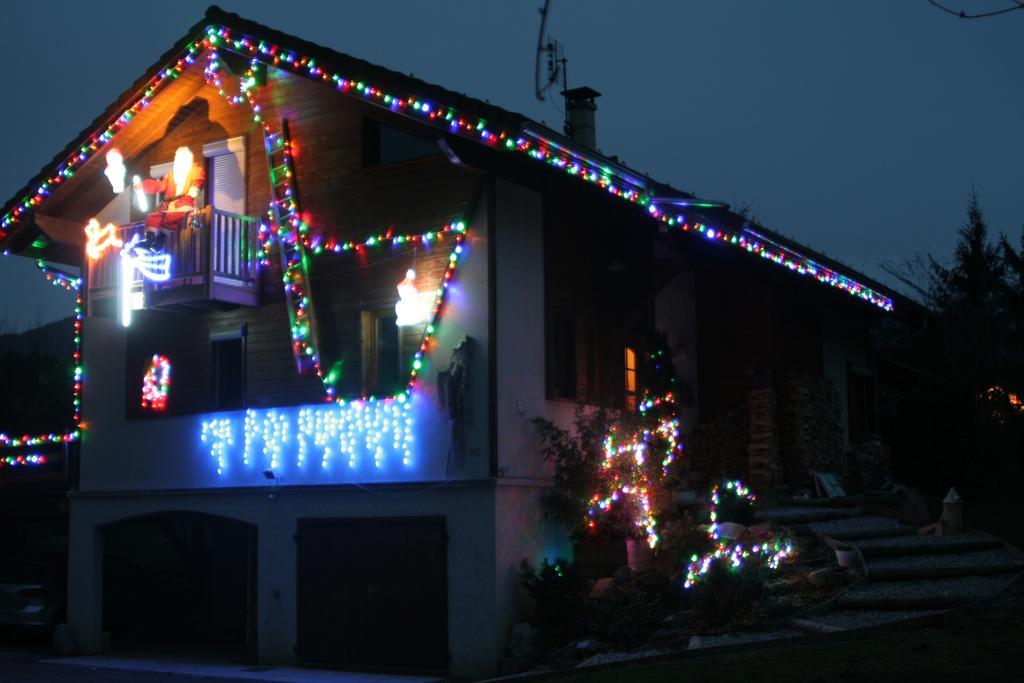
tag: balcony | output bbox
[87,208,260,312]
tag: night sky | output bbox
[1,1,1021,329]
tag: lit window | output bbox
[625,347,637,409]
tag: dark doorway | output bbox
[101,512,257,661]
[297,516,448,673]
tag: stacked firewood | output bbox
[687,405,749,480]
[747,388,785,490]
[778,374,844,488]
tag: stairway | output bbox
[769,504,1023,633]
[693,504,1023,651]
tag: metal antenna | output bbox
[535,0,565,102]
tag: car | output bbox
[0,552,66,631]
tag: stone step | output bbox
[853,532,1004,558]
[836,574,1016,610]
[756,506,865,525]
[805,515,916,541]
[867,549,1024,581]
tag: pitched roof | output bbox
[0,5,917,316]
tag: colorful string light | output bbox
[585,389,683,549]
[140,354,172,411]
[683,480,794,589]
[2,24,892,314]
[0,261,84,452]
[0,454,48,468]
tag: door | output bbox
[296,517,448,673]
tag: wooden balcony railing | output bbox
[87,208,260,309]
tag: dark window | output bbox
[549,309,577,400]
[363,118,440,166]
[212,334,245,410]
[847,364,876,443]
[361,311,402,395]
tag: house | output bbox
[0,6,923,677]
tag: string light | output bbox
[585,389,683,549]
[140,354,171,411]
[1,262,82,451]
[200,418,233,475]
[1,25,892,312]
[84,218,123,260]
[200,396,414,474]
[682,480,795,589]
[0,454,48,468]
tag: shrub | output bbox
[519,558,587,630]
[689,559,766,630]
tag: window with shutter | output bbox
[203,137,246,215]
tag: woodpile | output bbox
[687,405,749,481]
[779,375,844,488]
[747,388,785,490]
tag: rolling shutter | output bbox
[204,137,246,215]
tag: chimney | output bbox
[562,86,601,149]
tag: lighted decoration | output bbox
[118,234,173,327]
[585,346,684,549]
[0,26,893,312]
[0,262,83,451]
[682,480,795,589]
[200,395,414,475]
[132,174,149,212]
[84,218,123,260]
[395,269,425,326]
[104,148,127,194]
[140,354,171,411]
[0,454,47,468]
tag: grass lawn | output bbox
[545,586,1024,682]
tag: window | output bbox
[361,310,402,395]
[203,137,246,215]
[363,118,440,166]
[624,347,638,410]
[212,326,246,410]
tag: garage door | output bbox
[296,517,448,673]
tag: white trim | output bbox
[149,161,172,179]
[203,136,246,158]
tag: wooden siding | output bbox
[96,54,481,417]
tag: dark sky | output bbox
[1,1,1021,328]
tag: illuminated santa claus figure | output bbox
[395,269,425,326]
[104,148,127,194]
[133,146,205,251]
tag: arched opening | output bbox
[100,511,256,661]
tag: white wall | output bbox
[490,177,574,654]
[68,483,498,678]
[79,198,490,491]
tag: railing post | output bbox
[205,212,214,299]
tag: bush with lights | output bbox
[533,336,683,548]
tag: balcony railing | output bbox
[87,208,260,310]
